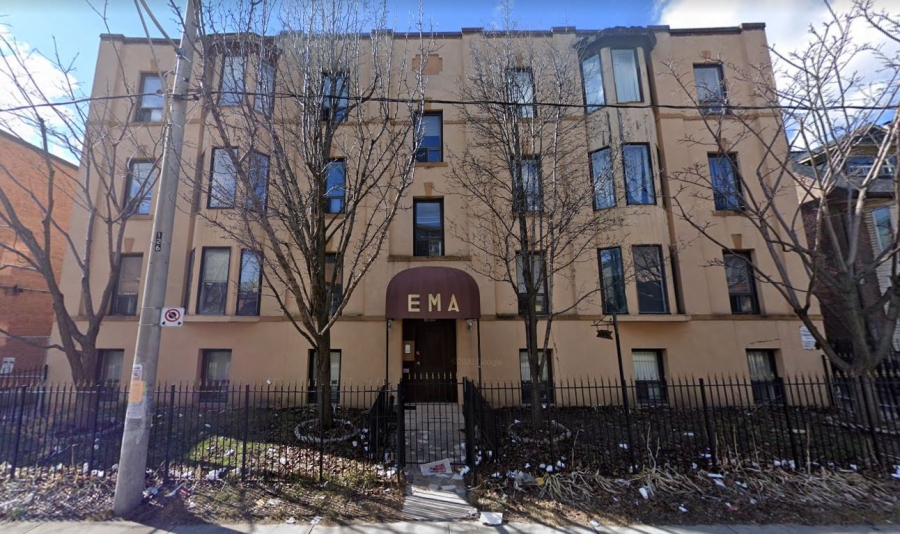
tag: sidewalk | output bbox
[2,522,900,534]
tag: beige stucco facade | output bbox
[48,23,825,391]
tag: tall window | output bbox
[514,157,542,212]
[236,250,262,316]
[209,148,237,208]
[414,199,443,257]
[599,247,627,314]
[633,245,667,314]
[581,54,605,111]
[325,253,342,316]
[97,349,124,384]
[415,112,443,162]
[747,349,781,405]
[220,55,246,106]
[872,207,894,253]
[709,154,743,211]
[200,349,231,402]
[693,64,726,113]
[308,349,341,404]
[111,254,142,316]
[611,49,641,103]
[324,160,345,214]
[136,74,163,122]
[183,249,194,310]
[633,350,667,405]
[724,251,759,314]
[623,144,654,205]
[516,253,547,315]
[197,248,230,315]
[506,68,535,118]
[255,61,275,114]
[591,147,615,209]
[519,349,554,404]
[322,73,349,121]
[126,161,155,216]
[247,151,269,210]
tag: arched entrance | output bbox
[385,267,481,402]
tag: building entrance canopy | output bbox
[385,266,480,319]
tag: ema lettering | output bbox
[407,293,460,313]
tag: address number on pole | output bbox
[160,307,184,327]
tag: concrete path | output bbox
[2,521,900,533]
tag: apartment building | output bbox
[47,23,826,398]
[0,129,76,373]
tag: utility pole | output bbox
[114,0,198,515]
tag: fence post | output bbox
[397,380,406,477]
[778,377,800,469]
[699,379,717,470]
[163,384,176,482]
[463,381,476,473]
[318,401,325,483]
[858,375,882,465]
[9,385,26,479]
[241,384,250,481]
[88,385,101,472]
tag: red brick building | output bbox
[0,129,76,374]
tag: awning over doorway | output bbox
[385,266,480,319]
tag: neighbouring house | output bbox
[46,23,825,403]
[0,129,76,375]
[795,124,899,367]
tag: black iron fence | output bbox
[0,382,397,483]
[467,373,900,476]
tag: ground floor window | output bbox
[308,349,341,404]
[200,349,231,402]
[98,350,124,401]
[747,349,781,405]
[0,357,14,375]
[632,350,667,405]
[519,349,554,405]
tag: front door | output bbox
[404,319,457,402]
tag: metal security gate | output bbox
[397,376,466,467]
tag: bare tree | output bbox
[448,16,622,428]
[662,1,900,376]
[193,0,432,428]
[0,23,164,398]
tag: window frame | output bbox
[724,251,760,315]
[219,54,246,107]
[580,53,605,112]
[872,206,894,253]
[125,160,155,216]
[516,252,548,316]
[136,73,164,122]
[633,245,669,314]
[236,249,262,316]
[747,349,782,405]
[590,147,615,209]
[632,349,668,405]
[623,143,655,206]
[182,249,195,311]
[599,247,628,315]
[196,247,231,316]
[199,349,232,403]
[97,349,125,384]
[323,159,346,215]
[513,156,543,213]
[506,68,536,118]
[413,198,445,257]
[415,111,444,163]
[307,349,342,404]
[708,153,744,211]
[693,63,727,113]
[246,150,270,212]
[519,348,554,405]
[322,72,349,122]
[254,60,276,114]
[610,48,643,103]
[111,254,143,316]
[208,148,238,209]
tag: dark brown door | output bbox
[407,320,456,402]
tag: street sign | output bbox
[160,307,184,327]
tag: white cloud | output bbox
[0,25,80,162]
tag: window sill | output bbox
[712,209,745,217]
[388,254,471,262]
[612,314,691,322]
[129,215,153,221]
[415,162,448,168]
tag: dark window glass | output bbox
[200,349,231,402]
[247,151,269,210]
[126,161,154,216]
[197,248,230,315]
[624,144,654,205]
[414,200,443,257]
[581,54,604,111]
[611,49,641,102]
[514,158,542,212]
[182,249,194,310]
[872,207,894,253]
[747,350,782,405]
[220,55,245,106]
[693,64,726,113]
[633,350,667,405]
[591,148,615,209]
[255,61,275,114]
[709,154,743,211]
[325,160,345,214]
[725,251,759,314]
[97,349,124,384]
[325,253,342,316]
[415,113,443,162]
[322,73,349,121]
[112,255,142,316]
[633,245,668,314]
[519,349,554,404]
[599,247,627,314]
[516,253,547,315]
[506,69,535,118]
[236,250,261,316]
[210,148,237,208]
[307,349,341,404]
[137,74,164,122]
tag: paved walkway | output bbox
[2,522,900,533]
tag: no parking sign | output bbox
[160,307,185,327]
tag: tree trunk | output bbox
[315,330,334,430]
[525,307,543,430]
[70,346,100,430]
